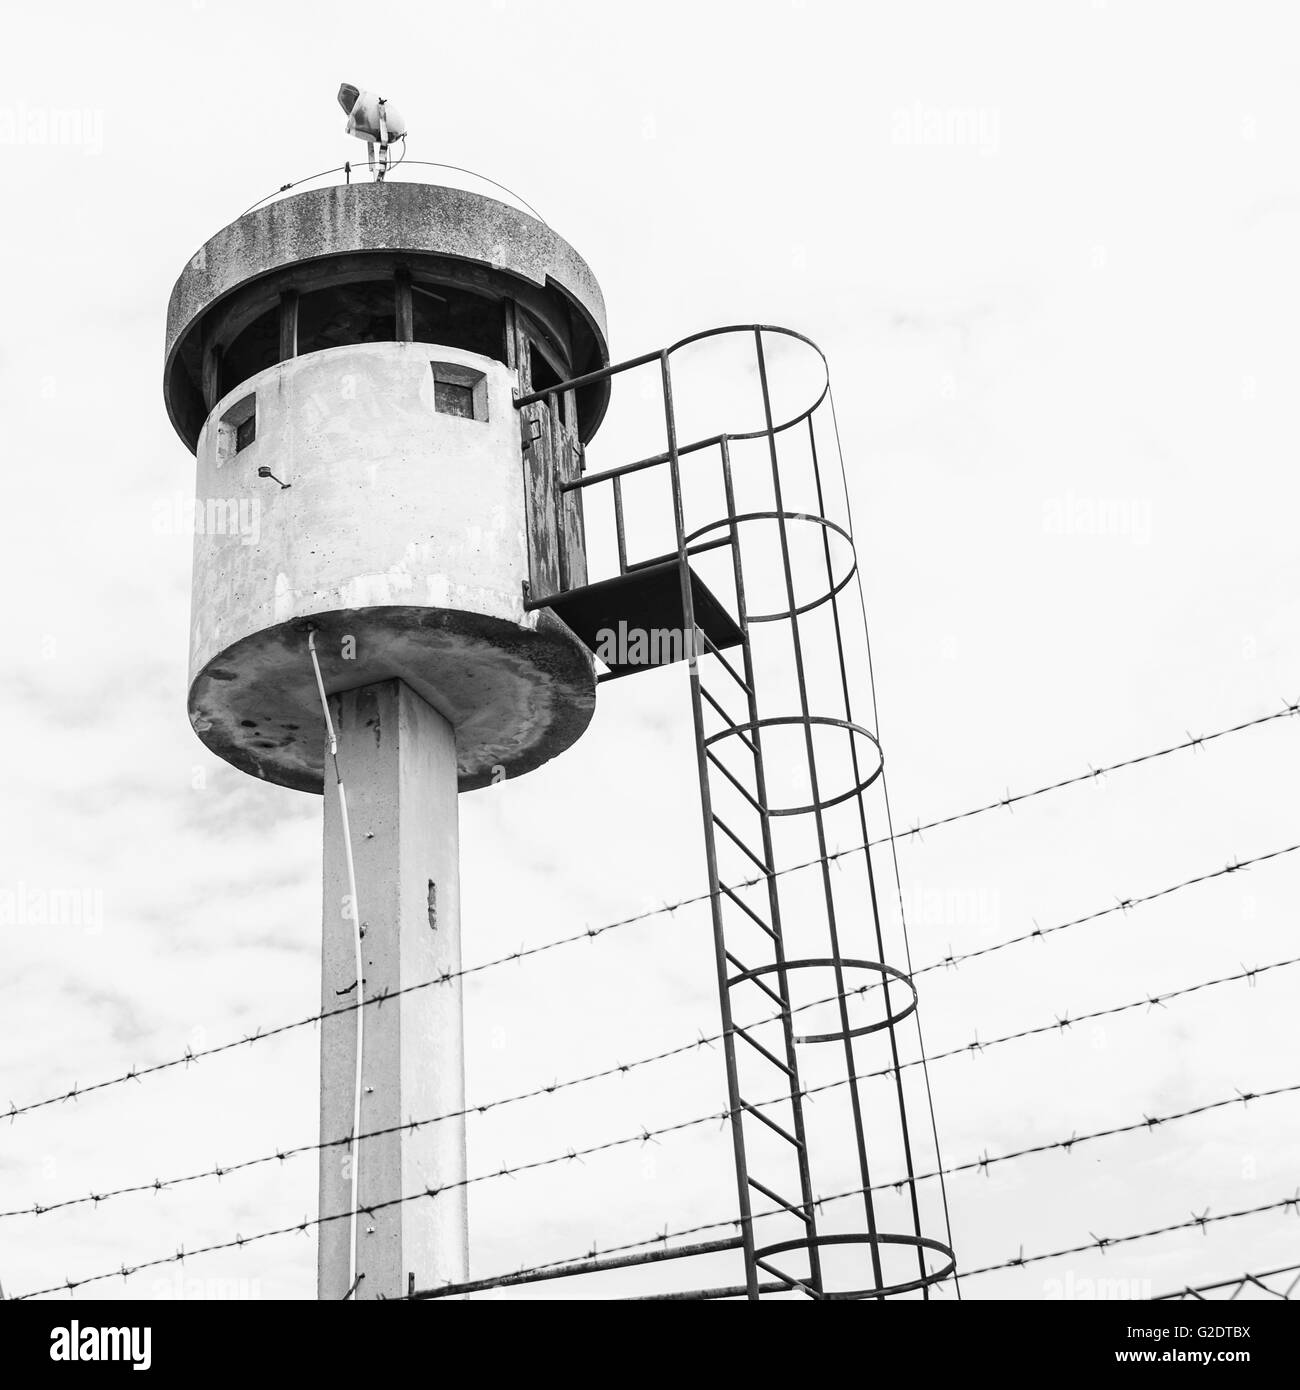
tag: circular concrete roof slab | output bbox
[164,181,609,447]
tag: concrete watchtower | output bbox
[164,170,610,1298]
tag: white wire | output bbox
[308,629,365,1299]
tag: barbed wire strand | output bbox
[911,843,1300,981]
[7,701,1295,1127]
[4,847,878,1123]
[891,702,1297,843]
[8,945,1293,1225]
[14,1011,1297,1299]
[408,1082,1300,1297]
[1153,1261,1300,1301]
[416,1183,1300,1301]
[960,1195,1300,1279]
[10,804,1296,1131]
[902,955,1299,1073]
[888,1079,1300,1193]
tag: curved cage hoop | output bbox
[703,715,883,816]
[685,510,858,623]
[729,956,918,1043]
[753,1233,957,1301]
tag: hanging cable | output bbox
[826,382,962,1295]
[308,630,365,1300]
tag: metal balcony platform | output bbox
[537,558,744,681]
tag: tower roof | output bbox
[163,180,610,450]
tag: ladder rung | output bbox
[748,1176,812,1223]
[705,748,766,817]
[699,633,753,696]
[735,971,788,1011]
[741,1100,803,1149]
[724,951,788,1010]
[706,726,760,759]
[700,692,759,758]
[712,814,770,875]
[732,1023,794,1078]
[699,685,741,731]
[723,947,748,974]
[719,883,778,943]
[754,1257,817,1296]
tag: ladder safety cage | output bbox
[515,324,957,1301]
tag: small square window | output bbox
[434,379,475,419]
[235,412,257,452]
[430,362,488,422]
[217,393,257,464]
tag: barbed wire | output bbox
[405,1079,1300,1298]
[905,955,1300,1072]
[892,703,1297,842]
[11,811,1296,1134]
[960,1195,1300,1279]
[8,945,1293,1226]
[911,843,1300,980]
[2,850,854,1124]
[1153,1261,1300,1301]
[7,704,1295,1126]
[891,1079,1300,1192]
[414,1191,1300,1301]
[0,1035,727,1222]
[11,1103,745,1298]
[15,993,1298,1300]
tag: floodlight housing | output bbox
[337,83,407,144]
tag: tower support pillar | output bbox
[318,678,468,1299]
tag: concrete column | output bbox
[318,679,468,1300]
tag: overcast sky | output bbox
[2,0,1299,1302]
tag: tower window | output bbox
[222,306,279,399]
[430,363,487,422]
[297,280,396,355]
[217,393,258,463]
[434,379,474,419]
[412,282,507,362]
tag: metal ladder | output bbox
[670,425,824,1299]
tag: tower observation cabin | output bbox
[164,178,610,792]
